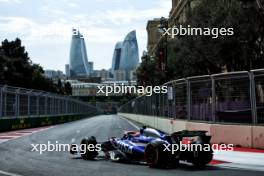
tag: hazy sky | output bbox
[0,0,171,72]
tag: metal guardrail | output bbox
[119,69,264,124]
[0,85,100,118]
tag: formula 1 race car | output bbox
[70,126,213,168]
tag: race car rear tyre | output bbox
[80,136,98,160]
[144,141,172,168]
[191,150,213,167]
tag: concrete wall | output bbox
[253,126,264,148]
[119,113,264,149]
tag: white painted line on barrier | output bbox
[0,170,23,176]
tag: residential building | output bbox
[93,69,110,81]
[146,18,161,57]
[113,70,126,81]
[44,70,65,79]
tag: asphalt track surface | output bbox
[0,115,263,176]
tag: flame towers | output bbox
[69,29,90,77]
[111,42,123,71]
[111,30,139,80]
[119,30,139,71]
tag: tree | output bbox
[64,82,72,95]
[138,0,264,85]
[168,0,264,76]
[0,38,57,92]
[31,64,56,92]
[57,79,63,94]
[136,53,165,86]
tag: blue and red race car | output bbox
[70,126,213,168]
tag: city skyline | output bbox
[0,0,171,72]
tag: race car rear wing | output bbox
[171,130,208,137]
[169,130,211,144]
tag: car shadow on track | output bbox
[70,155,223,171]
[70,155,109,161]
[176,163,223,171]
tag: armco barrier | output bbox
[0,113,99,132]
[119,113,264,149]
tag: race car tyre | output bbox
[191,150,213,167]
[144,141,173,168]
[70,144,78,155]
[80,136,98,160]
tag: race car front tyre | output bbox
[80,136,98,160]
[144,141,173,168]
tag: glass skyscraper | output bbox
[69,29,90,77]
[111,41,123,72]
[111,30,139,80]
[119,30,139,71]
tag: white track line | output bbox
[0,170,23,176]
[214,150,264,166]
[217,163,264,172]
[0,139,8,143]
[120,116,140,130]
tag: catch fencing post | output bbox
[173,83,176,118]
[27,91,31,116]
[65,99,68,114]
[211,76,216,122]
[15,88,20,117]
[45,94,48,115]
[36,93,40,116]
[187,79,191,120]
[249,72,257,124]
[0,87,2,117]
[4,86,6,117]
